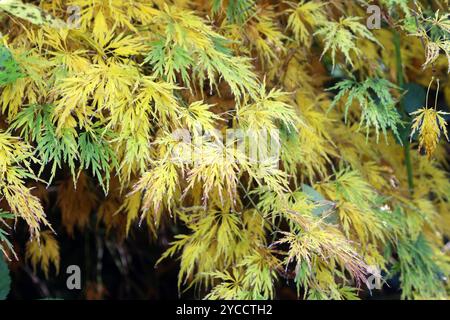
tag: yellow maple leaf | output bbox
[410,108,450,158]
[26,230,60,278]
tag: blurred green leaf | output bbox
[0,256,11,300]
[403,83,426,114]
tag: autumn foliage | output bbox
[0,0,450,300]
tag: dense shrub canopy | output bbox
[0,0,450,300]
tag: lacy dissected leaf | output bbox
[237,86,300,132]
[159,209,271,292]
[205,247,279,300]
[275,211,368,299]
[410,108,450,158]
[26,230,60,278]
[411,9,450,73]
[159,210,243,288]
[1,184,50,238]
[0,130,50,238]
[316,170,388,245]
[0,210,14,259]
[131,160,179,225]
[287,0,327,46]
[0,0,449,302]
[423,39,450,73]
[329,78,402,141]
[11,104,78,184]
[314,16,381,68]
[78,127,118,194]
[233,5,286,67]
[180,101,222,131]
[144,5,259,99]
[380,0,412,17]
[0,47,53,120]
[211,0,256,24]
[394,234,446,299]
[204,269,249,299]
